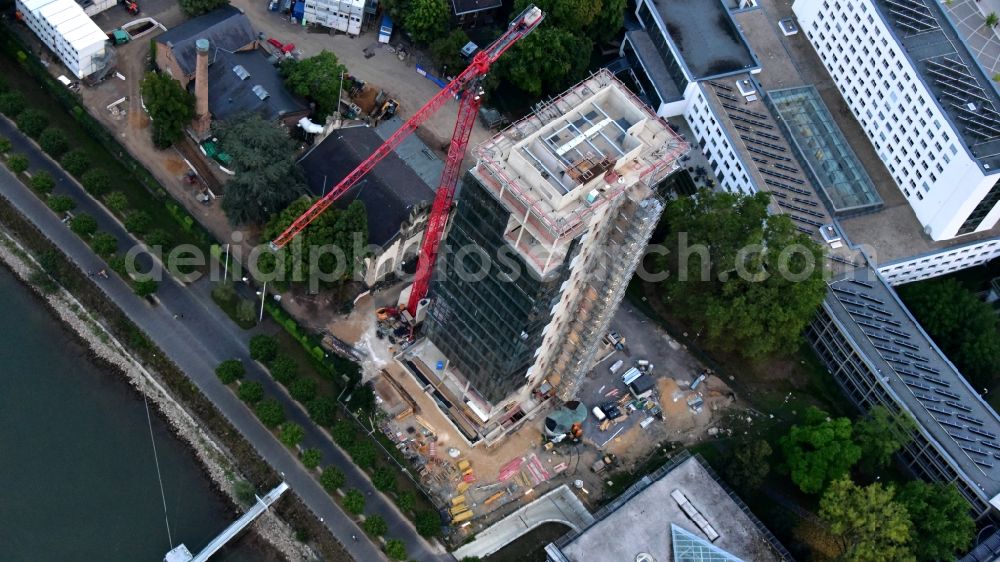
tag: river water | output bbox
[0,266,263,561]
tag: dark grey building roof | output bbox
[298,126,437,247]
[157,5,256,76]
[871,0,1000,171]
[204,49,306,122]
[451,0,501,16]
[825,265,1000,498]
[652,0,757,80]
[624,30,683,103]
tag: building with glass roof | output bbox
[544,452,792,562]
[767,86,883,216]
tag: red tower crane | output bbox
[270,6,545,315]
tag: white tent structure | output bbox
[16,0,110,79]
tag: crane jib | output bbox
[269,6,545,314]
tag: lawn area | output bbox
[0,32,211,256]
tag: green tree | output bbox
[280,52,347,119]
[38,128,69,158]
[987,11,999,28]
[81,168,111,196]
[16,109,48,138]
[514,0,600,32]
[307,396,337,426]
[269,355,299,385]
[320,466,346,492]
[261,197,368,288]
[249,334,279,362]
[403,0,449,44]
[396,490,415,512]
[500,28,592,97]
[289,377,317,402]
[587,0,627,43]
[7,153,28,173]
[415,510,440,537]
[724,439,772,491]
[301,447,322,469]
[216,113,305,226]
[91,232,118,257]
[145,228,172,248]
[0,91,25,117]
[853,406,916,475]
[343,488,366,514]
[896,481,974,561]
[363,514,388,536]
[236,300,256,325]
[656,190,826,360]
[124,210,152,235]
[779,406,862,494]
[429,30,470,75]
[47,195,76,214]
[233,479,256,506]
[141,72,196,148]
[104,191,129,214]
[819,478,914,562]
[0,137,10,153]
[179,0,228,16]
[385,539,407,560]
[30,170,55,193]
[70,213,98,237]
[348,440,376,468]
[133,278,159,297]
[333,420,356,445]
[215,359,246,384]
[255,398,286,427]
[898,278,1000,390]
[372,466,396,492]
[238,380,264,403]
[60,149,90,176]
[279,422,305,447]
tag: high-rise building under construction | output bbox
[412,70,687,444]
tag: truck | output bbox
[378,15,393,44]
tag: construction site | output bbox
[319,68,748,543]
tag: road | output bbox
[0,118,450,562]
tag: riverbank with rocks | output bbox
[0,228,315,562]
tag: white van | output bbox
[609,359,624,374]
[592,406,606,421]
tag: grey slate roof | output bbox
[299,126,438,247]
[157,5,256,76]
[205,49,306,122]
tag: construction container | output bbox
[452,510,473,524]
[450,495,466,506]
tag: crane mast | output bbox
[269,6,544,317]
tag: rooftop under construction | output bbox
[414,70,687,445]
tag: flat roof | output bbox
[767,86,883,215]
[653,0,758,79]
[871,0,1000,171]
[624,29,683,102]
[473,70,685,274]
[548,453,789,562]
[825,263,1000,500]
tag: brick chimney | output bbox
[193,38,211,137]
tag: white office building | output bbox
[16,0,109,79]
[301,0,364,35]
[793,0,1000,240]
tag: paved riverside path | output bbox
[0,118,449,562]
